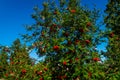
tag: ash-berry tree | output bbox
[0,39,35,80]
[22,0,106,79]
[10,39,33,66]
[0,46,9,78]
[104,0,120,36]
[103,0,120,79]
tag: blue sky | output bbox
[0,0,108,61]
[0,0,43,46]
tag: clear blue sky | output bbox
[0,0,108,61]
[0,0,43,46]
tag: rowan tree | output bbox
[22,0,106,79]
[103,0,120,79]
[0,39,36,80]
[0,47,9,78]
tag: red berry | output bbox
[85,40,90,44]
[58,76,62,79]
[50,27,54,32]
[11,61,14,65]
[86,22,91,27]
[93,57,100,62]
[75,40,80,45]
[37,71,42,75]
[0,66,2,68]
[54,11,57,15]
[53,24,57,27]
[40,78,44,80]
[63,61,67,65]
[79,28,84,33]
[70,9,76,13]
[10,58,12,61]
[75,57,79,61]
[5,73,8,77]
[53,45,59,50]
[62,75,67,79]
[44,68,48,71]
[88,72,92,77]
[109,32,114,38]
[21,69,27,74]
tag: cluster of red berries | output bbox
[93,57,100,62]
[53,45,59,50]
[86,22,91,27]
[85,40,90,44]
[70,9,76,13]
[63,61,67,65]
[21,69,27,74]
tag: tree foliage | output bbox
[103,0,120,79]
[1,0,120,80]
[22,0,105,79]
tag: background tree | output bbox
[0,46,9,78]
[104,0,120,36]
[0,39,36,80]
[103,0,120,79]
[10,38,33,66]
